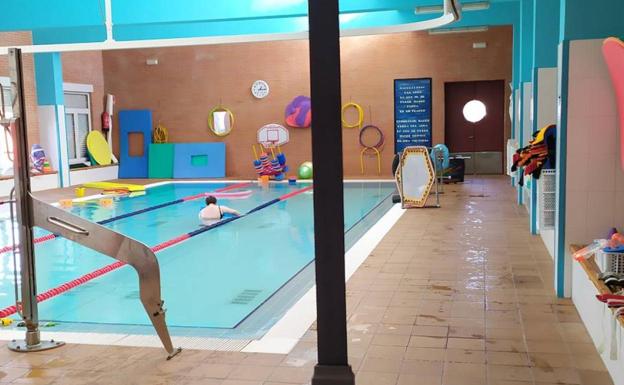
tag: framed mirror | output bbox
[208,106,234,136]
[395,146,435,208]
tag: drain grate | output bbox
[230,289,262,305]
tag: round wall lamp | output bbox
[463,100,487,123]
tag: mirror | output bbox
[395,146,435,208]
[208,106,234,136]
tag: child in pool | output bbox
[199,195,241,225]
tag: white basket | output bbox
[598,250,624,274]
[538,169,556,230]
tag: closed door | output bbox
[444,80,505,174]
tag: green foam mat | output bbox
[148,143,174,178]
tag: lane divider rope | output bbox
[0,182,252,255]
[0,184,312,318]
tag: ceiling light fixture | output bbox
[428,26,489,35]
[415,1,489,15]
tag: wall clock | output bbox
[251,80,270,99]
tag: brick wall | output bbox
[0,32,40,146]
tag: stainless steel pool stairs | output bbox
[4,48,180,359]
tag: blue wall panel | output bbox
[118,110,152,179]
[173,143,226,178]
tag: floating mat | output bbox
[118,110,152,178]
[173,143,226,178]
[82,182,145,192]
[148,143,174,179]
[86,131,112,165]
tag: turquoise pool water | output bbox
[0,182,395,330]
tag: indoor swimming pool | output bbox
[0,181,395,334]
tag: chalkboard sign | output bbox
[394,78,432,154]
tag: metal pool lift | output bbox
[2,48,180,359]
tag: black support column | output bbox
[308,1,355,384]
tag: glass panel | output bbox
[65,113,76,160]
[76,113,90,159]
[64,93,89,109]
[1,87,12,119]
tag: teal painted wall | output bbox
[532,0,559,68]
[33,53,64,106]
[519,0,534,82]
[560,0,624,41]
[3,1,519,46]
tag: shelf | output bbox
[571,244,624,328]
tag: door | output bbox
[444,80,505,174]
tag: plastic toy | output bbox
[359,125,384,175]
[285,96,311,128]
[82,182,145,192]
[153,121,168,143]
[0,318,12,326]
[99,198,114,207]
[86,131,113,165]
[342,102,364,129]
[288,176,297,185]
[252,144,289,180]
[573,232,624,261]
[30,144,47,172]
[258,124,289,148]
[42,161,52,173]
[602,37,624,171]
[59,199,73,208]
[298,161,313,179]
[75,187,85,197]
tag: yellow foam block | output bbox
[82,182,146,192]
[86,131,112,165]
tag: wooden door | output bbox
[444,80,505,173]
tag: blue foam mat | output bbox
[118,110,152,178]
[173,142,226,178]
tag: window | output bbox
[0,78,13,176]
[64,91,92,165]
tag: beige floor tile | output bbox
[486,351,529,366]
[365,345,406,360]
[371,334,410,347]
[487,364,533,382]
[397,373,442,385]
[445,349,486,364]
[399,360,443,376]
[447,338,484,351]
[187,363,235,379]
[358,357,402,373]
[531,366,581,384]
[408,336,447,349]
[226,364,274,381]
[411,325,449,337]
[355,371,398,385]
[403,347,445,362]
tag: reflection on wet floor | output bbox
[0,176,613,385]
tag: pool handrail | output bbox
[30,195,182,360]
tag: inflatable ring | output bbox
[359,124,384,149]
[208,106,235,137]
[341,102,364,129]
[430,143,450,170]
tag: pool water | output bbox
[0,182,395,330]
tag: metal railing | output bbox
[3,48,180,359]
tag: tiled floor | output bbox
[0,176,613,384]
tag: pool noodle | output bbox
[0,184,313,318]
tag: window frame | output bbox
[63,85,93,166]
[0,77,14,174]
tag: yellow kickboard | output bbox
[86,131,112,165]
[82,182,146,192]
